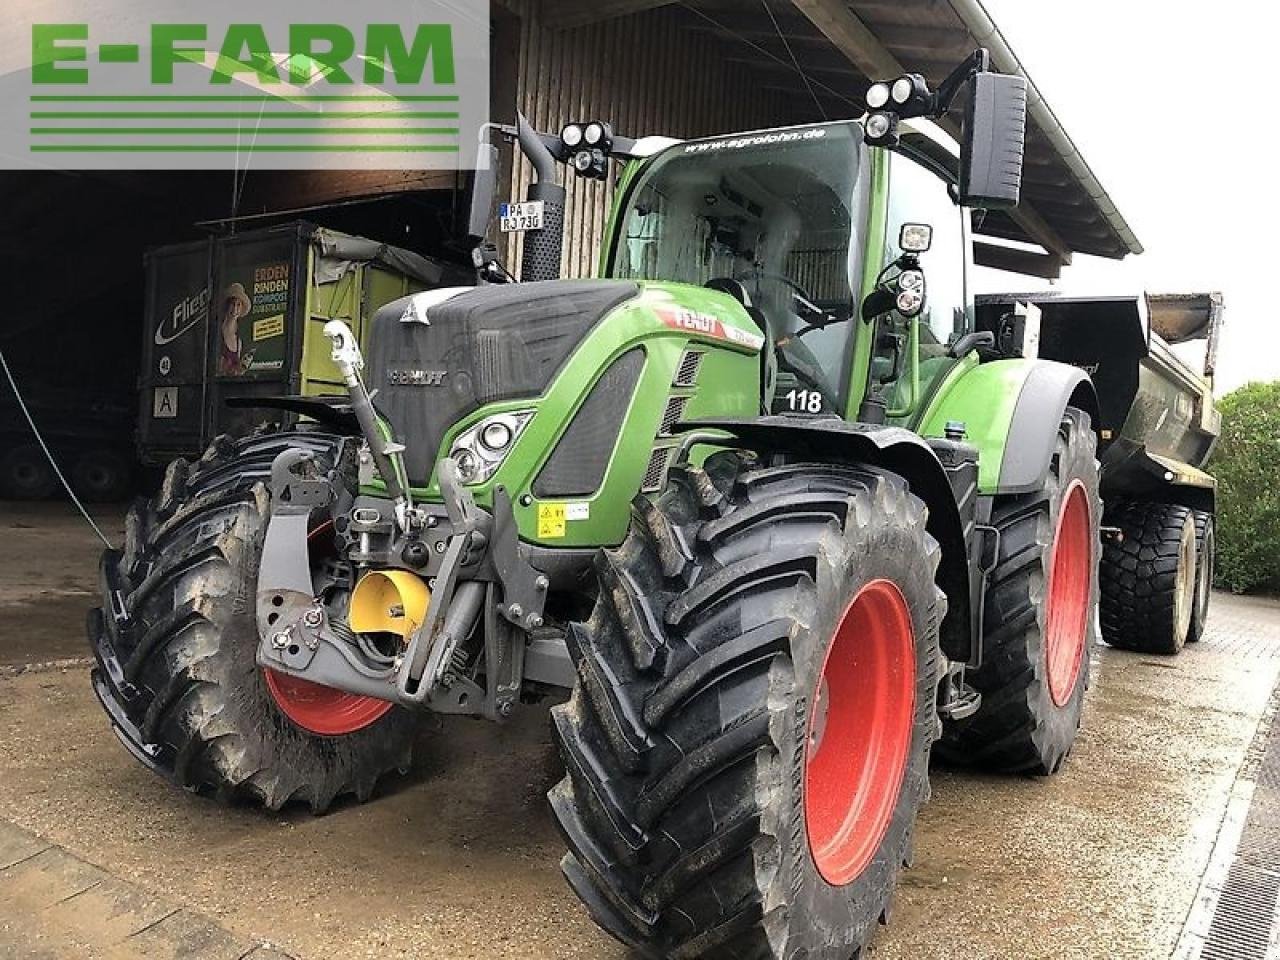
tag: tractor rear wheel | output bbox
[1099,501,1198,655]
[935,407,1101,774]
[1187,510,1215,644]
[88,431,415,811]
[550,454,945,959]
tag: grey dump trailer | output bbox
[976,291,1223,654]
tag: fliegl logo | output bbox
[156,287,210,345]
[0,2,489,171]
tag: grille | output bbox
[532,348,645,498]
[673,350,704,387]
[641,448,671,493]
[659,396,689,436]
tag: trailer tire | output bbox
[72,448,132,502]
[1187,511,1215,644]
[936,407,1100,774]
[550,454,946,959]
[88,431,415,812]
[1099,501,1197,655]
[1,443,57,499]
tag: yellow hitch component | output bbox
[348,570,431,643]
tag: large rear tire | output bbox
[936,407,1101,774]
[1099,500,1197,655]
[550,454,946,959]
[1187,510,1215,644]
[88,432,416,812]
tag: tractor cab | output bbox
[602,118,977,425]
[607,121,868,416]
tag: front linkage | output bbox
[255,324,555,722]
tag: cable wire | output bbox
[0,347,115,550]
[761,0,829,120]
[677,3,862,112]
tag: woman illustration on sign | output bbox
[217,283,254,376]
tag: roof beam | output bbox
[787,0,1073,266]
[541,0,676,30]
[973,240,1062,280]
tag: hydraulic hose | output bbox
[322,320,408,507]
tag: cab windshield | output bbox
[609,123,871,410]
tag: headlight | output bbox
[448,411,534,485]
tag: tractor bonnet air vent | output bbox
[660,396,689,436]
[674,350,704,387]
[641,448,671,493]
[532,348,645,498]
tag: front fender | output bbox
[919,359,1099,496]
[682,416,972,663]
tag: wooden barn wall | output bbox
[495,0,817,278]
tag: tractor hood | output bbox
[368,280,640,486]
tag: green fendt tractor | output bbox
[90,52,1146,957]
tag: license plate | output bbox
[499,200,545,233]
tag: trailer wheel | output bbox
[88,432,415,812]
[72,448,132,502]
[1,443,57,499]
[1100,501,1198,654]
[936,408,1101,774]
[550,455,945,959]
[1187,511,1215,643]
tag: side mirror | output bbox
[960,72,1027,210]
[466,142,500,241]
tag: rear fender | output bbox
[683,417,973,663]
[919,359,1099,496]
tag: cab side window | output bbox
[884,151,969,348]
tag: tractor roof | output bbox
[547,0,1141,279]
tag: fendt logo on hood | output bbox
[155,288,210,345]
[388,368,448,387]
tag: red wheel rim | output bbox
[804,579,916,886]
[1045,481,1092,707]
[263,519,394,736]
[264,669,393,736]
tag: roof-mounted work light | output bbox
[559,120,613,180]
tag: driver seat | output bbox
[705,278,774,414]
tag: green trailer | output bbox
[88,52,1218,960]
[137,221,469,465]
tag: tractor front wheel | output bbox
[550,454,945,959]
[88,432,415,811]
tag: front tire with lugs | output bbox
[550,454,946,959]
[88,432,415,812]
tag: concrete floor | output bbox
[1,502,1279,959]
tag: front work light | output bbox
[865,113,892,140]
[899,223,933,253]
[866,82,890,109]
[561,123,584,148]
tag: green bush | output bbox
[1211,380,1280,594]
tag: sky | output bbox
[973,0,1280,394]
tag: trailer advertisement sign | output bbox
[0,0,488,169]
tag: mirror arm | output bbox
[930,49,991,117]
